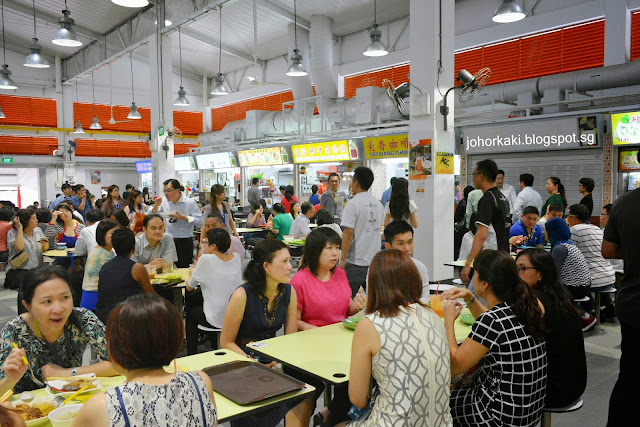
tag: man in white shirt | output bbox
[383,220,429,298]
[201,213,245,261]
[496,169,517,218]
[339,166,385,297]
[289,202,314,237]
[131,213,178,267]
[74,209,105,256]
[512,173,544,223]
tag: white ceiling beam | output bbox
[256,0,339,42]
[179,27,263,67]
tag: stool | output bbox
[197,324,221,350]
[574,296,589,303]
[542,399,583,427]
[594,287,617,325]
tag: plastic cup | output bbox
[146,264,156,279]
[429,295,443,317]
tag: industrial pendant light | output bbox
[363,0,388,57]
[174,28,190,106]
[73,81,84,134]
[127,52,141,119]
[53,0,82,47]
[0,0,16,90]
[89,72,101,129]
[492,0,526,23]
[210,6,228,95]
[111,0,149,8]
[24,0,49,68]
[286,0,307,76]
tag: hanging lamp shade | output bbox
[492,0,526,23]
[111,0,149,7]
[74,119,85,134]
[53,10,82,47]
[89,115,101,129]
[24,38,49,68]
[363,26,388,57]
[0,106,5,118]
[286,49,307,77]
[0,64,16,90]
[210,73,228,95]
[174,86,190,106]
[127,101,142,119]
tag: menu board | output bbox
[238,147,288,167]
[195,152,236,169]
[135,160,152,173]
[175,156,196,172]
[612,111,640,145]
[619,150,640,171]
[292,140,351,163]
[363,134,409,159]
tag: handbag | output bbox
[9,250,29,270]
[347,380,379,421]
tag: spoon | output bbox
[51,385,89,408]
[18,391,34,403]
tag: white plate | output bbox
[158,211,175,217]
[12,395,58,426]
[45,374,100,397]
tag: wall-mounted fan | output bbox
[440,67,491,130]
[382,79,409,116]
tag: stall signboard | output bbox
[238,147,288,167]
[135,160,152,173]
[363,134,409,159]
[292,140,350,163]
[175,156,196,172]
[612,112,640,145]
[619,150,640,171]
[195,152,237,169]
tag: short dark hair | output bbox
[548,203,564,214]
[272,203,285,214]
[328,172,339,181]
[206,212,224,224]
[143,213,164,228]
[61,183,71,191]
[579,177,595,193]
[0,208,13,221]
[251,177,259,185]
[85,209,105,225]
[111,227,136,257]
[519,173,534,187]
[383,220,414,243]
[111,208,130,228]
[205,228,231,253]
[301,202,313,215]
[475,159,498,182]
[299,227,342,275]
[311,184,318,194]
[497,169,505,176]
[522,206,540,216]
[251,201,262,211]
[21,266,70,305]
[315,209,334,226]
[353,166,374,191]
[35,208,51,224]
[16,208,35,230]
[602,203,613,214]
[106,294,184,371]
[125,184,134,190]
[73,184,85,192]
[568,204,591,223]
[162,179,182,192]
[96,219,119,247]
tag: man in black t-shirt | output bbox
[602,182,640,426]
[460,159,509,284]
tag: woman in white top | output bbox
[383,178,418,228]
[124,189,146,222]
[185,227,243,355]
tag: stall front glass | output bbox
[175,156,199,198]
[196,152,240,204]
[238,147,293,206]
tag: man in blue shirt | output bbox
[509,206,544,247]
[380,177,397,207]
[70,184,92,221]
[49,183,72,210]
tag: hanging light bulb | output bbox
[53,1,82,47]
[127,52,142,119]
[174,28,190,106]
[210,7,228,95]
[74,119,85,134]
[363,0,388,56]
[89,116,101,129]
[24,1,49,67]
[492,0,526,23]
[111,0,149,7]
[88,71,101,129]
[0,0,16,90]
[286,0,307,77]
[0,106,5,119]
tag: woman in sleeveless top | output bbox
[204,184,239,237]
[75,294,217,426]
[383,178,419,229]
[335,250,452,427]
[221,239,313,427]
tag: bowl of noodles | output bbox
[12,395,57,426]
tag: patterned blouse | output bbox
[0,308,108,393]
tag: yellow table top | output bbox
[248,318,472,384]
[444,259,468,268]
[42,249,74,258]
[155,267,190,281]
[14,349,314,424]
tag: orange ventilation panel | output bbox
[632,10,640,60]
[73,103,152,133]
[173,111,203,135]
[74,139,152,158]
[0,136,58,155]
[0,95,57,127]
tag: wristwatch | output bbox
[468,296,476,304]
[71,367,78,376]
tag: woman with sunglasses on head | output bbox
[516,248,586,408]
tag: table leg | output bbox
[174,288,184,317]
[323,380,332,407]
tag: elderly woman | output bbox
[5,208,48,291]
[0,266,117,395]
[45,204,85,250]
[74,294,216,426]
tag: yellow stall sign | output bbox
[363,134,409,159]
[238,147,287,167]
[292,140,350,163]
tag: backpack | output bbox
[488,189,512,229]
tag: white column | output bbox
[241,167,248,206]
[409,0,455,280]
[604,0,630,66]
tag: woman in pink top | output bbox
[291,227,366,330]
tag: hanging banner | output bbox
[363,134,409,159]
[619,150,640,171]
[612,111,640,145]
[435,152,454,174]
[292,140,350,163]
[409,139,432,180]
[238,147,288,167]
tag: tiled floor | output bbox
[0,271,621,426]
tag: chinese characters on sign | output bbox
[612,111,640,145]
[238,147,288,167]
[363,134,409,159]
[409,139,432,181]
[292,140,351,163]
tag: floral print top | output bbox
[0,308,108,393]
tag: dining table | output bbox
[153,268,189,316]
[42,248,75,258]
[11,349,315,425]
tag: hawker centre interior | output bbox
[0,0,638,426]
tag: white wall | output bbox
[0,168,39,207]
[42,167,139,203]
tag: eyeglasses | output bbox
[163,188,178,194]
[517,265,536,274]
[471,171,482,176]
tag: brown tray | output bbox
[203,360,305,405]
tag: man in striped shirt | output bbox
[567,203,616,318]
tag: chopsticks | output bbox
[62,385,89,405]
[0,390,13,403]
[10,342,29,366]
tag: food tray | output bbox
[150,278,183,287]
[204,360,304,405]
